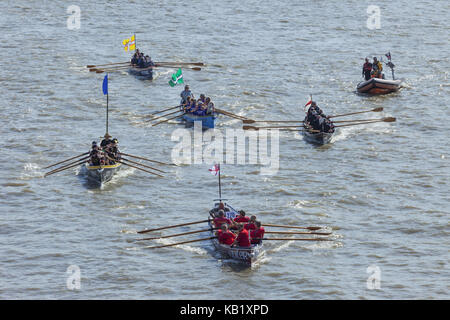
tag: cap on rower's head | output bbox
[104,133,112,139]
[373,57,378,60]
[113,138,118,144]
[311,101,317,106]
[255,221,261,227]
[92,141,97,145]
[185,85,189,89]
[221,224,228,230]
[250,215,256,221]
[239,210,246,216]
[219,202,225,210]
[218,209,224,216]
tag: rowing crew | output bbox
[89,134,120,166]
[214,209,265,247]
[180,85,215,116]
[130,49,155,69]
[304,101,335,133]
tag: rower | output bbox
[198,94,206,104]
[89,141,101,166]
[217,224,236,246]
[180,85,194,105]
[234,210,250,223]
[131,49,140,65]
[244,215,257,230]
[205,97,215,115]
[100,133,113,149]
[232,224,251,248]
[213,210,233,228]
[362,58,372,81]
[250,221,265,245]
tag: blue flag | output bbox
[102,75,108,95]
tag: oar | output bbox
[215,108,248,120]
[146,109,183,122]
[121,157,166,173]
[332,118,388,123]
[155,65,201,71]
[243,125,320,132]
[149,105,181,116]
[137,219,210,234]
[118,152,173,166]
[328,107,383,119]
[155,61,204,66]
[136,228,216,241]
[44,159,88,177]
[44,156,90,175]
[265,231,332,236]
[152,113,186,127]
[243,119,303,124]
[86,61,130,68]
[262,238,332,241]
[263,223,322,231]
[333,117,396,128]
[43,152,89,169]
[107,157,164,177]
[143,237,216,249]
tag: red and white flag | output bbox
[304,96,312,112]
[209,164,220,176]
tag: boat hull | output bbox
[128,67,153,80]
[302,124,334,145]
[208,204,263,266]
[357,78,403,94]
[83,163,122,185]
[182,113,216,129]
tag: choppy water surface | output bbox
[0,0,449,299]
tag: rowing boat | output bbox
[302,119,334,145]
[128,66,153,80]
[208,202,263,266]
[182,112,217,129]
[357,77,403,94]
[82,162,122,185]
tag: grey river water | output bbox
[0,0,449,299]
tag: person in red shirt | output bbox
[213,210,232,229]
[217,224,236,246]
[234,210,250,223]
[244,215,257,231]
[250,221,265,244]
[233,224,251,248]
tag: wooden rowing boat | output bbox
[182,112,217,129]
[82,162,122,185]
[128,65,153,80]
[357,77,403,94]
[208,202,263,266]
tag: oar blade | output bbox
[243,125,258,130]
[373,107,384,112]
[383,117,396,122]
[242,119,255,124]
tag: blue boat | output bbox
[182,112,217,129]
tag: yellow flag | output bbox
[122,35,135,52]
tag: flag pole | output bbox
[218,163,222,200]
[134,33,137,53]
[106,89,109,135]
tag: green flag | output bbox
[169,68,184,87]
